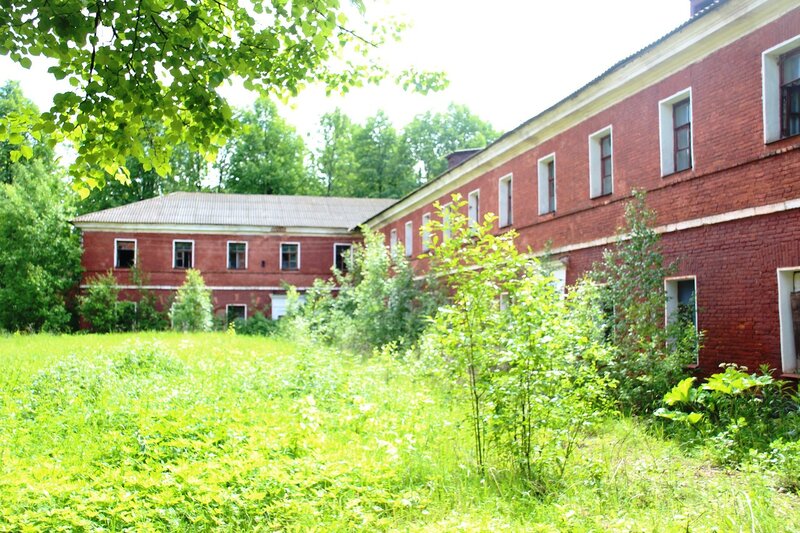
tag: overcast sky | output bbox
[0,0,690,147]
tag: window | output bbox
[468,189,480,225]
[228,242,247,270]
[498,174,513,227]
[442,202,453,241]
[334,243,352,272]
[390,229,398,254]
[115,239,136,269]
[538,154,556,215]
[665,277,699,364]
[777,268,800,374]
[763,36,800,143]
[173,240,194,269]
[589,127,613,198]
[659,88,692,175]
[421,213,431,252]
[404,221,413,257]
[280,243,300,270]
[226,304,246,324]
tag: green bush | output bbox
[591,190,698,413]
[419,196,613,490]
[233,311,278,336]
[169,269,213,332]
[656,365,800,465]
[78,272,120,333]
[295,228,442,353]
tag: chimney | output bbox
[445,148,482,170]
[690,0,717,16]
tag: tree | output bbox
[0,81,55,184]
[403,103,499,182]
[0,2,445,194]
[169,269,213,332]
[0,161,82,332]
[315,108,358,196]
[218,98,320,195]
[349,111,416,198]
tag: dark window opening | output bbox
[673,98,692,172]
[600,134,612,196]
[334,244,352,272]
[281,243,299,271]
[116,240,135,268]
[227,305,246,324]
[781,50,800,139]
[228,242,246,270]
[546,160,556,213]
[174,241,193,269]
[676,279,697,328]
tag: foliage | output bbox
[218,97,320,195]
[169,270,213,332]
[419,197,613,489]
[0,81,55,185]
[0,1,446,193]
[404,103,500,181]
[315,108,359,196]
[1,333,799,531]
[297,228,441,353]
[591,190,698,413]
[0,160,82,332]
[78,271,120,333]
[655,365,800,466]
[233,311,278,336]
[348,111,416,198]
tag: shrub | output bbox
[656,365,800,465]
[169,269,213,332]
[78,272,120,333]
[294,228,442,353]
[591,190,698,413]
[419,196,613,489]
[234,311,278,336]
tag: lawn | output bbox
[0,332,797,531]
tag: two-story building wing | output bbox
[365,0,800,378]
[73,193,394,320]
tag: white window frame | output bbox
[421,213,432,252]
[468,189,480,225]
[537,153,556,215]
[498,174,513,227]
[227,241,248,270]
[333,243,352,271]
[404,220,413,257]
[114,238,137,269]
[226,304,247,323]
[664,276,699,364]
[763,34,800,143]
[172,239,195,269]
[280,242,301,271]
[589,125,613,198]
[442,202,453,241]
[389,229,398,254]
[777,267,800,374]
[659,87,693,176]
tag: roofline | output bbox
[72,221,361,237]
[362,0,792,228]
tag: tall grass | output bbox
[0,333,797,531]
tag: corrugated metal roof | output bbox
[73,192,396,230]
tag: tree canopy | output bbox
[0,1,445,195]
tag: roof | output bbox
[73,192,396,232]
[363,0,734,227]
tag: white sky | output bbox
[0,0,690,148]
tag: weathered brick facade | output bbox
[368,0,800,378]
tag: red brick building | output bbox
[364,0,800,378]
[73,193,393,320]
[76,0,800,378]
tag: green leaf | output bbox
[663,377,696,406]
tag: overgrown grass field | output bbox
[1,333,798,531]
